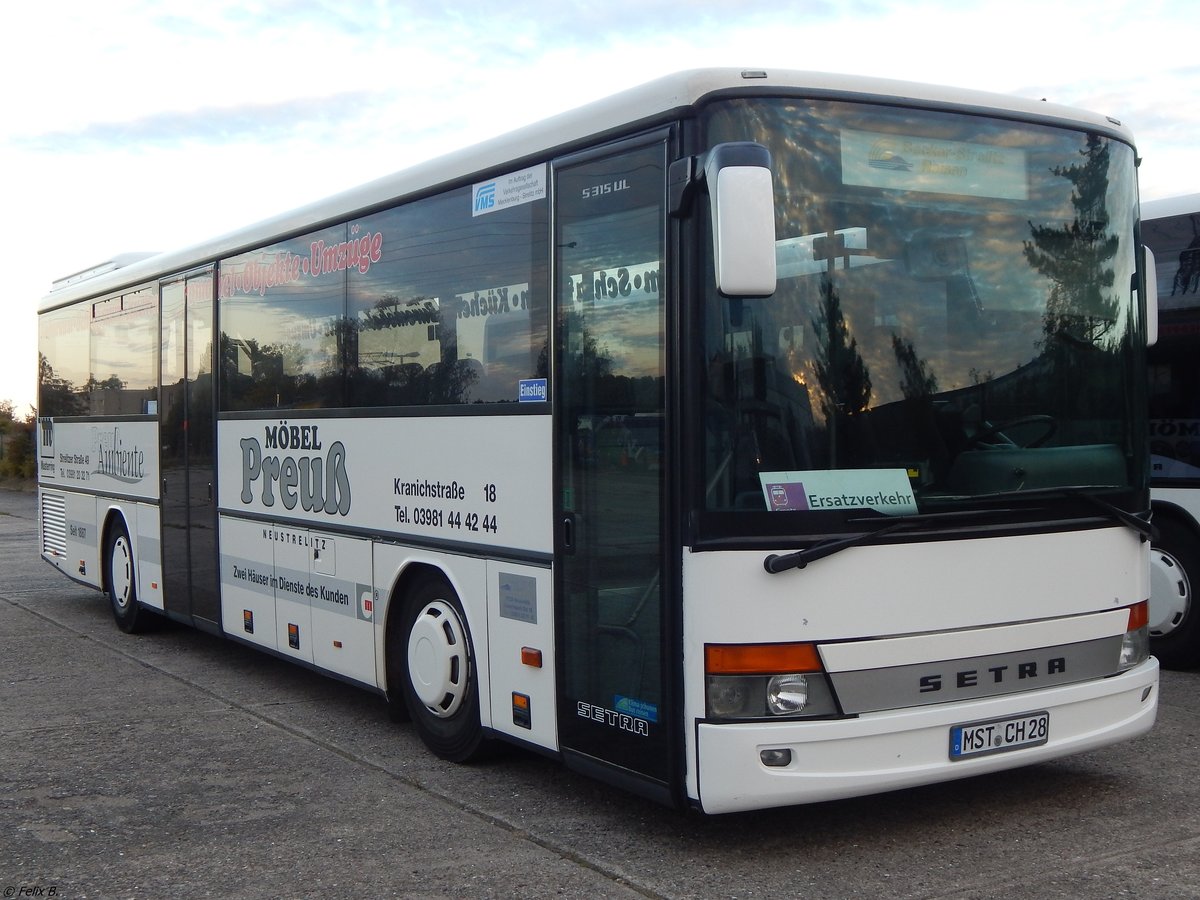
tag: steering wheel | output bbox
[968,414,1057,449]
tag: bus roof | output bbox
[40,67,1136,312]
[1142,193,1200,221]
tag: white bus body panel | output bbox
[214,413,556,740]
[38,490,165,612]
[309,531,375,685]
[216,416,553,555]
[37,420,159,500]
[131,501,163,611]
[273,524,315,666]
[683,526,1157,813]
[218,515,378,686]
[40,488,101,587]
[219,516,279,651]
[483,560,556,748]
[36,419,164,609]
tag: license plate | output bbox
[949,711,1049,760]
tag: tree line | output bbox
[0,401,35,480]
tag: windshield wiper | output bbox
[761,491,1154,575]
[762,508,1012,574]
[967,486,1155,542]
[763,522,912,574]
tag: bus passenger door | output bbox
[160,271,220,629]
[554,136,672,797]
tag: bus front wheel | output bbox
[1149,515,1200,669]
[398,574,490,761]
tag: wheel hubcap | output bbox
[111,536,133,610]
[1149,546,1191,637]
[407,600,469,717]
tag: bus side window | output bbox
[349,187,549,408]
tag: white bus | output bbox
[1144,193,1200,667]
[37,69,1158,814]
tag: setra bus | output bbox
[1144,192,1200,667]
[36,69,1159,813]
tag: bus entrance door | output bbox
[159,271,220,629]
[554,137,672,799]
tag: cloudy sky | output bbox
[3,0,1197,416]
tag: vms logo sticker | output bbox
[474,182,496,213]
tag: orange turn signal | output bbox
[1127,600,1149,631]
[705,642,822,675]
[521,646,543,668]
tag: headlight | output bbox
[707,675,759,718]
[705,671,839,719]
[704,642,840,719]
[767,673,809,715]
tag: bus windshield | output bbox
[697,98,1145,535]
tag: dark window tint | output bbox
[219,183,549,411]
[349,186,549,406]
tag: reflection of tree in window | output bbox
[221,335,306,409]
[87,373,126,416]
[38,354,87,417]
[560,308,614,404]
[324,316,357,404]
[1022,134,1124,438]
[892,334,938,400]
[1024,134,1119,349]
[811,278,871,463]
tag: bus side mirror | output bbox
[704,143,777,297]
[1143,245,1158,347]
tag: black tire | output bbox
[396,574,489,761]
[105,521,150,634]
[1149,515,1200,669]
[384,609,411,724]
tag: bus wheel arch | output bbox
[384,565,490,760]
[1149,508,1200,669]
[102,511,148,634]
[384,564,445,722]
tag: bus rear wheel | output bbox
[105,522,150,634]
[398,574,490,761]
[1149,515,1200,669]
